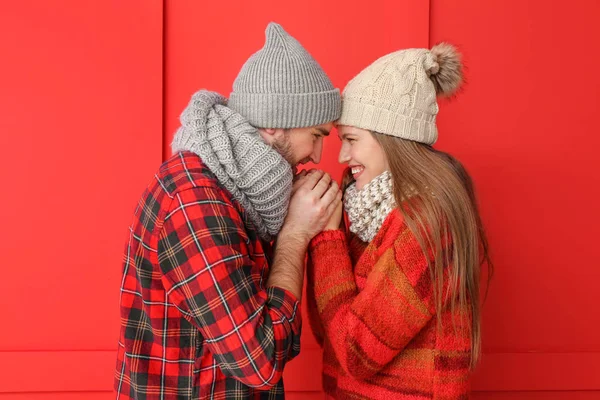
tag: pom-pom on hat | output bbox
[338,43,463,144]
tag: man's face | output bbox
[260,122,334,172]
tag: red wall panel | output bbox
[430,0,600,397]
[0,0,163,396]
[1,0,599,398]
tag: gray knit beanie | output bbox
[228,22,341,129]
[339,43,464,145]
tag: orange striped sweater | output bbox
[307,209,472,399]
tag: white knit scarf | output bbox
[344,171,396,243]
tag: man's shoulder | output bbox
[154,151,224,199]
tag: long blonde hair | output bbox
[343,134,492,368]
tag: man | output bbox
[114,22,342,399]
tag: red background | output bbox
[1,1,599,398]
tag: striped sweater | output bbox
[307,209,472,399]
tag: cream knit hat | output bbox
[338,43,463,144]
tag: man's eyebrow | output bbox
[316,127,330,136]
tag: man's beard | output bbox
[271,135,296,167]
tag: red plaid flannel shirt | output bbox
[115,152,302,399]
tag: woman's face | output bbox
[337,125,389,190]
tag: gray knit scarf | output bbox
[171,90,293,242]
[344,171,396,243]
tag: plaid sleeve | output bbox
[308,229,433,380]
[157,185,302,389]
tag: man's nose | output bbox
[310,139,323,164]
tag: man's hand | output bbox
[267,170,342,299]
[282,170,342,245]
[291,168,316,196]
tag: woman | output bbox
[306,43,492,399]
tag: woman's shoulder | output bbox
[375,209,430,269]
[374,209,410,249]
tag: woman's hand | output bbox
[324,189,343,231]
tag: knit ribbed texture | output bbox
[228,22,341,129]
[344,171,396,243]
[307,212,472,399]
[171,90,293,242]
[339,49,441,144]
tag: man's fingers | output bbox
[319,180,339,206]
[291,169,316,195]
[300,169,324,191]
[292,171,308,192]
[312,173,332,198]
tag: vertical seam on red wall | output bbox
[161,0,167,163]
[428,0,432,48]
